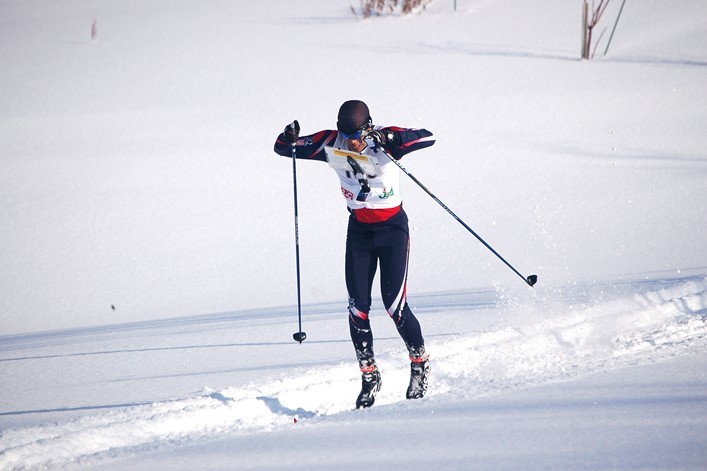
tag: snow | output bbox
[1,0,706,469]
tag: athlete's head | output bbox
[338,100,372,152]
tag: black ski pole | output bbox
[382,152,537,287]
[290,133,307,343]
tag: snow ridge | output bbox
[1,277,705,469]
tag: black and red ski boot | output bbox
[406,357,430,400]
[356,367,382,409]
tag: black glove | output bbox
[369,129,400,150]
[283,120,300,144]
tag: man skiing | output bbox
[273,100,435,408]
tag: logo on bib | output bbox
[379,187,394,199]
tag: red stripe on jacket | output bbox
[352,205,402,223]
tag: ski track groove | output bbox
[0,277,705,469]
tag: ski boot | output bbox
[406,356,430,400]
[356,367,382,409]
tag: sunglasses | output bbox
[339,125,370,140]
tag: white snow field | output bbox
[1,0,706,469]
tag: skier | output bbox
[274,100,435,408]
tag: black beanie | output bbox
[337,100,372,133]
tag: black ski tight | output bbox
[345,209,425,370]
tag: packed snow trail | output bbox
[1,277,705,469]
